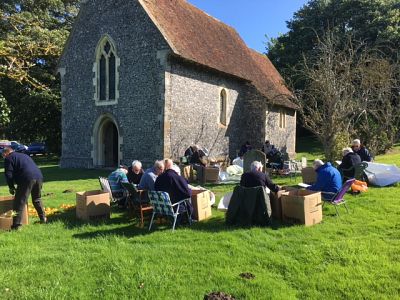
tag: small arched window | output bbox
[219,89,227,126]
[94,36,119,104]
[279,109,286,129]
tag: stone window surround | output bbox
[218,87,228,127]
[93,34,120,106]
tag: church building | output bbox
[58,0,297,168]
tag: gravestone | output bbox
[243,149,266,173]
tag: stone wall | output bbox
[59,0,170,168]
[165,57,246,159]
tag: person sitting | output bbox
[108,166,129,206]
[338,147,361,179]
[239,141,252,157]
[307,159,342,200]
[240,161,280,193]
[232,156,244,168]
[262,140,273,156]
[154,159,193,215]
[351,139,372,162]
[155,159,192,201]
[138,160,164,191]
[127,160,143,184]
[190,145,206,166]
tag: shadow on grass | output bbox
[40,166,109,183]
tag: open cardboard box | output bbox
[281,189,322,226]
[76,190,110,220]
[0,196,28,230]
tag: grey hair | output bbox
[131,160,142,168]
[313,159,324,169]
[250,161,263,172]
[154,160,164,170]
[352,139,361,146]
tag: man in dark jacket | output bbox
[155,159,192,203]
[127,160,143,184]
[240,161,280,193]
[2,147,46,229]
[351,139,372,162]
[154,159,193,216]
[338,147,362,179]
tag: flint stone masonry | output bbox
[59,0,297,169]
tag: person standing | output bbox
[2,147,46,230]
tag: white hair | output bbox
[342,147,353,156]
[131,160,142,168]
[313,159,324,169]
[250,161,263,172]
[352,139,361,146]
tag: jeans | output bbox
[12,179,45,228]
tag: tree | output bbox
[294,31,399,161]
[0,0,79,152]
[267,0,400,80]
[267,0,400,155]
[0,92,10,138]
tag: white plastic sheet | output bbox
[365,162,400,187]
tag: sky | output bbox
[187,0,309,53]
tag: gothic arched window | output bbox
[94,36,119,104]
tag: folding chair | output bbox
[341,162,368,181]
[121,182,152,227]
[322,178,355,216]
[147,191,192,231]
[98,176,125,204]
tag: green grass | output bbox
[0,143,399,299]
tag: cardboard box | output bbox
[270,190,289,221]
[76,190,110,220]
[301,167,317,184]
[203,167,219,183]
[190,190,212,221]
[180,165,194,182]
[281,190,322,226]
[0,196,29,230]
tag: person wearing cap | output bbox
[2,147,46,230]
[338,148,361,179]
[127,160,143,184]
[351,139,372,162]
[307,159,342,200]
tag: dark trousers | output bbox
[12,179,45,228]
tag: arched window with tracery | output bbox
[94,36,119,104]
[220,89,227,126]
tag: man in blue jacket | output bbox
[307,159,342,200]
[2,147,46,230]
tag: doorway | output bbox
[93,115,120,168]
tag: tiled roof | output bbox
[139,0,296,109]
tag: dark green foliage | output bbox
[0,0,79,153]
[267,0,400,157]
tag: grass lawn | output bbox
[0,145,399,299]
